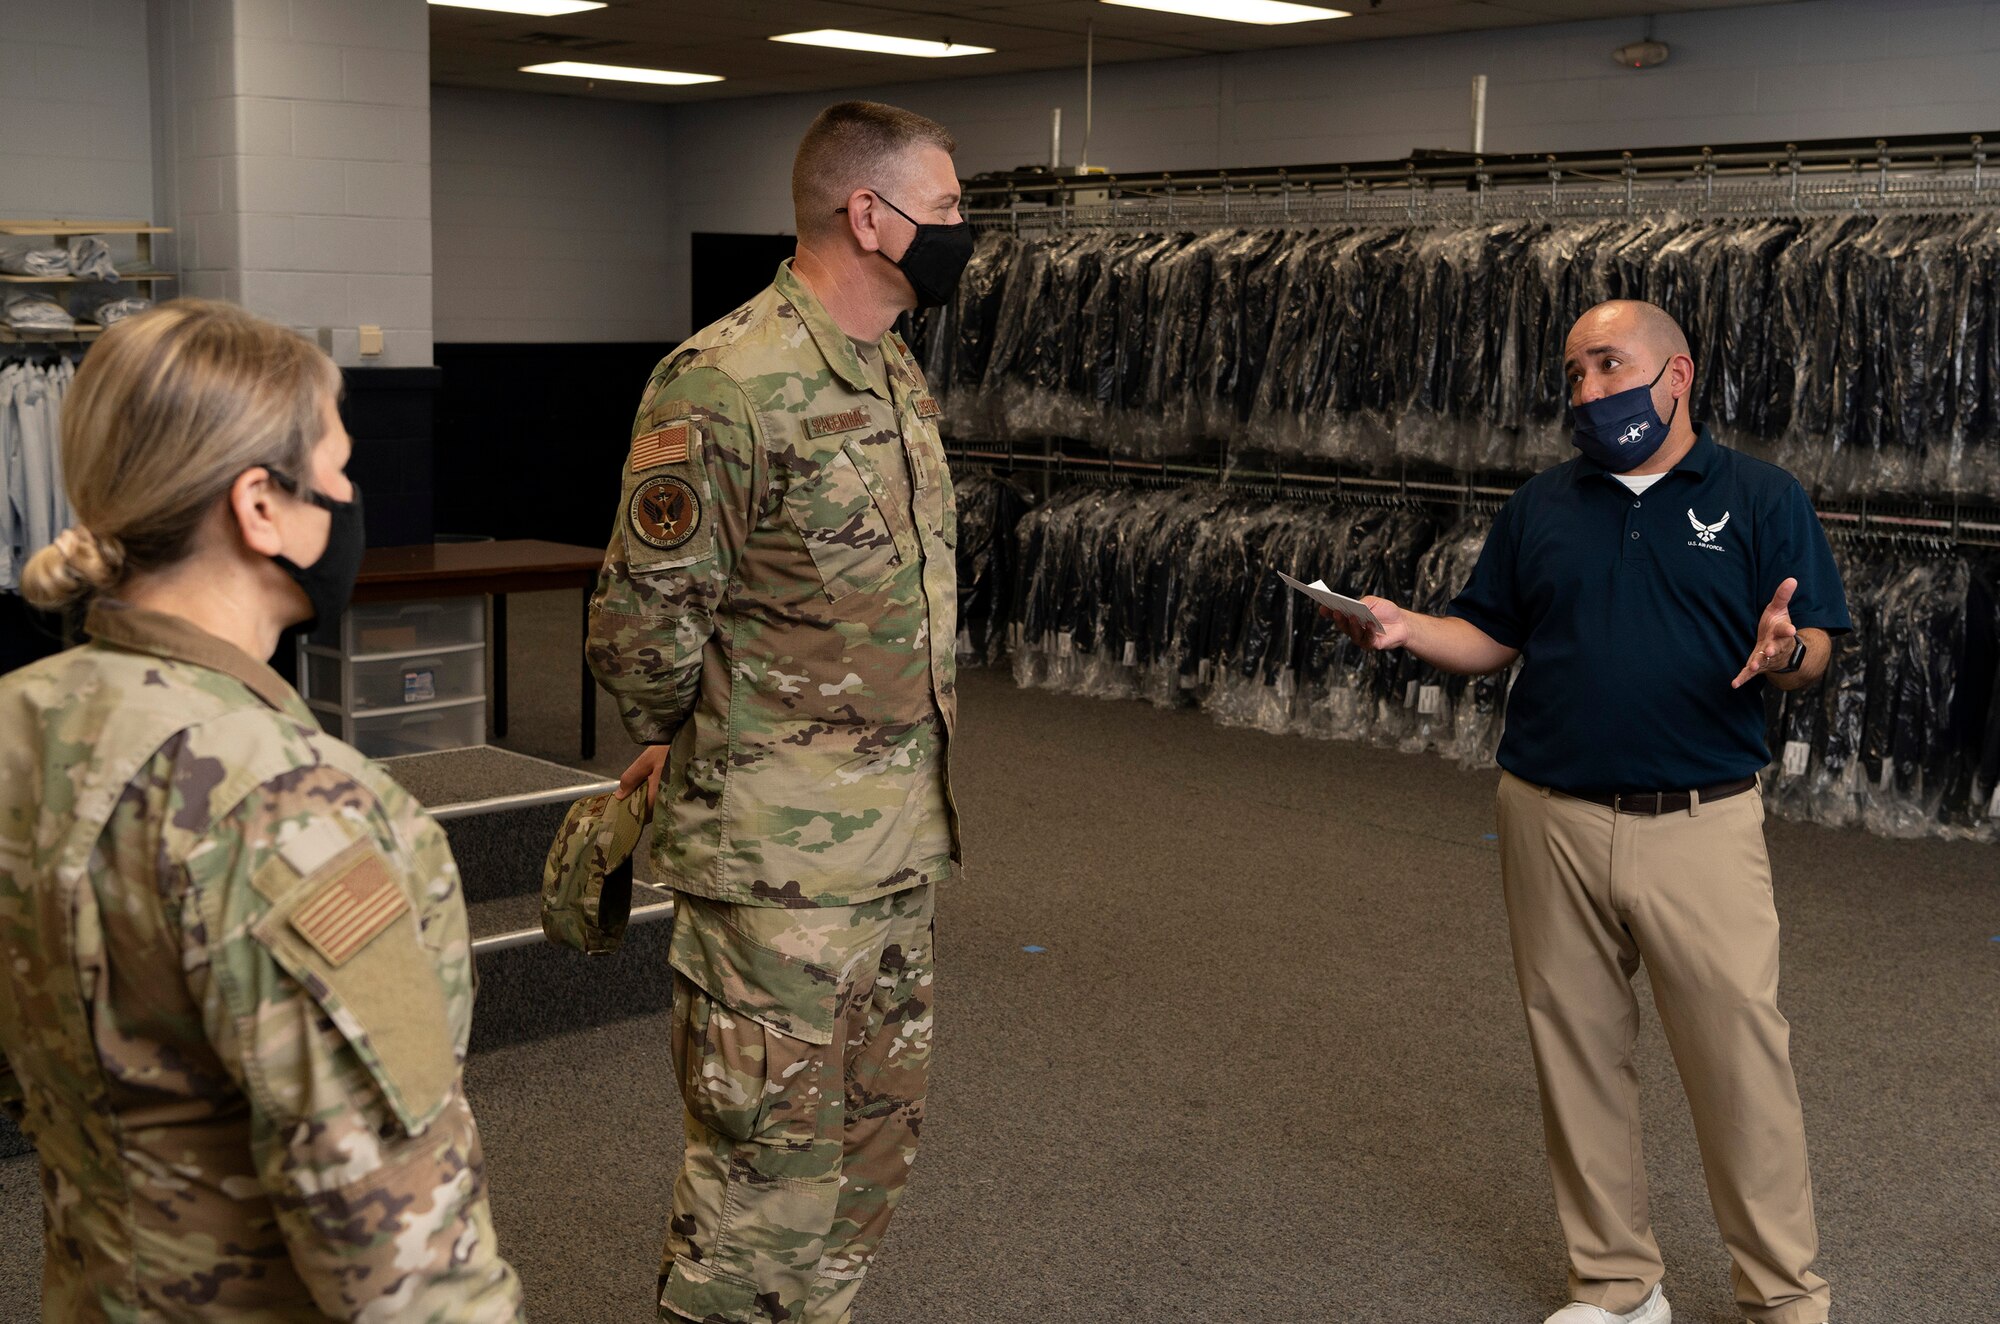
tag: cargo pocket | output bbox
[783,443,900,603]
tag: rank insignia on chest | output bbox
[630,421,690,472]
[804,407,871,439]
[914,395,942,420]
[630,474,702,550]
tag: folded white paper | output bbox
[1277,571,1383,632]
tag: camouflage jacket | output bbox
[588,259,960,908]
[0,601,522,1322]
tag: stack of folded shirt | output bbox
[67,236,120,281]
[0,246,70,277]
[3,289,76,331]
[90,295,151,326]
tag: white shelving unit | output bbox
[0,219,174,344]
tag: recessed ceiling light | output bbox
[770,30,995,58]
[1100,0,1350,24]
[430,0,608,16]
[520,60,723,85]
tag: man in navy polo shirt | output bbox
[1335,300,1846,1324]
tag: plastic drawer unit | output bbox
[300,599,487,759]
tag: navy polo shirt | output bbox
[1446,428,1851,794]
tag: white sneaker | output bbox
[1542,1284,1670,1324]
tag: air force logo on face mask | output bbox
[1619,422,1650,446]
[1687,508,1731,550]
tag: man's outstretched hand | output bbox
[1732,577,1799,689]
[1324,597,1407,652]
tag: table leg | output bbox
[491,594,509,740]
[579,587,596,760]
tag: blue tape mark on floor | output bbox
[1022,945,1047,954]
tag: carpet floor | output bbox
[0,590,1992,1324]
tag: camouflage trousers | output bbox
[660,884,935,1324]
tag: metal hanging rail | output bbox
[966,132,2000,228]
[945,443,2000,548]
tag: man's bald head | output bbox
[1569,300,1690,365]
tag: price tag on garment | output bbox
[1418,684,1443,716]
[1057,630,1074,652]
[1781,740,1811,778]
[1404,680,1420,709]
[1988,783,2000,819]
[956,629,972,656]
[1877,758,1895,790]
[1198,658,1213,685]
[1122,641,1137,666]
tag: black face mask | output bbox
[867,192,974,309]
[269,469,366,632]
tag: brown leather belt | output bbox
[1564,776,1759,816]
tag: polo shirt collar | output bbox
[774,259,880,398]
[86,598,302,714]
[1577,424,1719,484]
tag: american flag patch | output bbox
[289,853,409,967]
[630,422,690,472]
[914,395,941,419]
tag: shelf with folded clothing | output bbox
[0,271,175,283]
[0,324,104,343]
[0,221,172,339]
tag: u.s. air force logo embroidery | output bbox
[1688,508,1730,550]
[630,474,701,550]
[1619,422,1650,446]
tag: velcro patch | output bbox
[914,395,942,420]
[630,474,702,551]
[290,851,408,967]
[631,422,690,472]
[804,408,871,440]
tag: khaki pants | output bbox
[1495,772,1829,1324]
[659,885,935,1324]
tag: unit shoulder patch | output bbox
[630,474,703,551]
[804,407,872,440]
[631,421,691,472]
[290,848,409,968]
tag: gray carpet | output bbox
[1,591,1993,1324]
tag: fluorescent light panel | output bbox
[520,60,722,85]
[1100,0,1349,24]
[771,30,994,58]
[429,0,607,16]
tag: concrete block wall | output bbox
[431,0,2000,345]
[155,0,432,367]
[0,0,155,231]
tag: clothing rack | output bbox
[944,442,2000,549]
[965,131,2000,231]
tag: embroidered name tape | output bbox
[631,422,690,472]
[804,408,871,439]
[291,853,409,967]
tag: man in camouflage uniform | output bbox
[587,101,969,1324]
[0,598,522,1321]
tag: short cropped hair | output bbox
[793,101,957,239]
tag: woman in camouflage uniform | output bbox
[0,301,523,1321]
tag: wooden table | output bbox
[354,539,605,758]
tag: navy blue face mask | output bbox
[1570,358,1679,472]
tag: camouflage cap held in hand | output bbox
[542,788,649,954]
